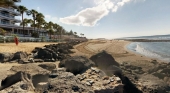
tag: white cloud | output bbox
[117,0,131,6]
[112,5,118,12]
[60,0,133,27]
[60,5,109,26]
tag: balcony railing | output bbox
[0,7,20,15]
[0,14,21,22]
[0,23,19,28]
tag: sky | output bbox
[16,0,170,39]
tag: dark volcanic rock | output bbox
[59,56,95,75]
[90,51,119,68]
[105,65,122,77]
[90,51,120,76]
[0,52,14,62]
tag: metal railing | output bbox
[0,14,21,22]
[0,7,20,15]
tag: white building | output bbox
[0,0,48,38]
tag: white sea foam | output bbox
[135,44,162,58]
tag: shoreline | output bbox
[124,41,168,63]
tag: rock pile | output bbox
[120,61,170,93]
[47,67,124,93]
[0,61,124,93]
[0,40,82,63]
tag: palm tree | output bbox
[46,21,53,39]
[57,26,63,40]
[20,18,28,27]
[27,9,38,33]
[0,28,6,36]
[36,13,45,34]
[74,32,77,37]
[0,0,14,7]
[53,23,59,40]
[17,5,28,37]
[48,29,54,39]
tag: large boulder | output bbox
[0,71,31,91]
[37,49,52,59]
[137,74,170,93]
[37,48,58,61]
[90,51,119,73]
[105,65,122,77]
[12,51,28,60]
[59,56,95,75]
[0,52,14,62]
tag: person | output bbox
[14,36,18,46]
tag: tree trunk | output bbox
[33,19,35,33]
[22,13,25,37]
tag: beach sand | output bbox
[0,42,58,54]
[71,39,165,72]
[0,40,166,77]
[0,42,58,80]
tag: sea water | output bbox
[126,35,170,62]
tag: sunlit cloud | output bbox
[60,0,137,26]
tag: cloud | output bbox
[60,0,133,27]
[60,4,109,26]
[117,0,131,6]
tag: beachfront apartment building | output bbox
[0,0,48,38]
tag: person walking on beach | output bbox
[14,36,19,46]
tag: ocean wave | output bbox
[135,44,162,58]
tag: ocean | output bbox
[126,35,170,62]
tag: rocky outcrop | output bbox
[10,64,50,75]
[0,52,14,62]
[90,51,121,77]
[120,61,170,93]
[137,74,170,93]
[32,42,81,62]
[0,65,124,93]
[46,67,124,93]
[59,56,95,75]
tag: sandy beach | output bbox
[0,40,169,92]
[0,42,58,54]
[71,39,166,72]
[0,40,162,63]
[0,40,165,72]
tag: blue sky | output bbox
[16,0,170,39]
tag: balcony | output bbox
[0,14,21,23]
[0,23,19,28]
[13,0,21,2]
[0,7,20,15]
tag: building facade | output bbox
[0,0,48,38]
